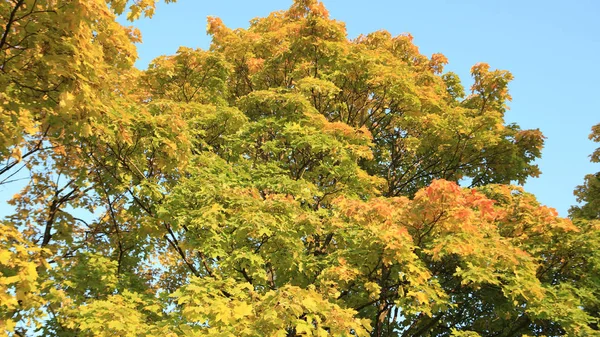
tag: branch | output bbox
[0,0,25,51]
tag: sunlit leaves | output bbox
[1,0,598,336]
[571,124,600,220]
[172,277,371,337]
[0,222,48,334]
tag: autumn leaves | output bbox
[1,0,599,336]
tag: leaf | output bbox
[233,302,253,319]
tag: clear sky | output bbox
[122,0,600,216]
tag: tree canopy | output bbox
[1,0,598,336]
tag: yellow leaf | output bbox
[301,297,318,312]
[0,250,11,264]
[24,262,39,282]
[0,275,20,285]
[10,147,22,162]
[3,319,16,332]
[296,321,312,334]
[233,302,253,319]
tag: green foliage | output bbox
[570,123,600,220]
[1,0,598,336]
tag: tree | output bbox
[565,124,600,332]
[1,0,598,336]
[570,123,600,220]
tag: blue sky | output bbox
[123,0,600,216]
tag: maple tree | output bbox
[570,123,600,220]
[1,0,599,336]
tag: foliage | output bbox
[570,123,600,220]
[1,0,598,336]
